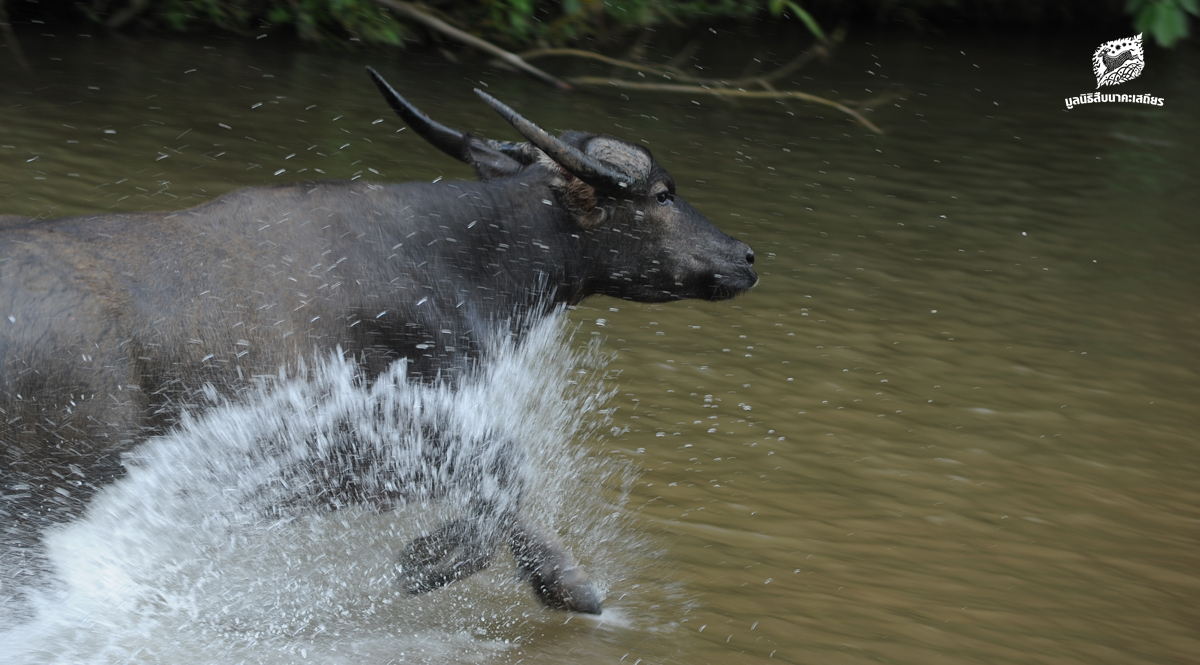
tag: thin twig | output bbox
[855,90,906,109]
[756,78,797,116]
[520,40,838,90]
[0,0,29,71]
[566,78,882,134]
[106,0,151,29]
[751,47,822,86]
[742,26,845,86]
[738,45,771,80]
[519,48,684,79]
[666,39,700,70]
[369,0,571,90]
[624,26,653,63]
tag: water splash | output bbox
[0,319,640,664]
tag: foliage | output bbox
[26,0,829,47]
[1127,0,1199,46]
[767,0,825,40]
[6,0,1194,48]
[152,0,408,44]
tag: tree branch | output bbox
[753,26,845,85]
[362,4,877,132]
[520,48,685,79]
[520,33,843,90]
[565,78,882,134]
[368,0,572,90]
[0,0,29,72]
[105,0,151,29]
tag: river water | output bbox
[1,26,1198,665]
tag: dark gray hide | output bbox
[0,68,757,614]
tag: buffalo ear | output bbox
[466,136,523,180]
[549,173,607,229]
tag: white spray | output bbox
[0,319,639,664]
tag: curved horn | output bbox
[368,66,473,164]
[473,89,636,191]
[368,68,538,166]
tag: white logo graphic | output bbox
[1065,33,1163,110]
[1093,33,1144,88]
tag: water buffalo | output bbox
[0,68,757,614]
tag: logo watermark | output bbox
[1065,34,1164,110]
[1094,33,1144,87]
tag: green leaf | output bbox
[1159,5,1186,44]
[783,0,826,41]
[267,7,293,25]
[1133,0,1192,46]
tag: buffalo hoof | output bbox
[527,565,602,615]
[398,518,496,595]
[509,516,602,614]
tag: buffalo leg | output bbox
[508,515,601,614]
[398,517,499,595]
[395,431,522,597]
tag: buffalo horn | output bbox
[368,67,531,165]
[368,67,473,164]
[473,89,636,191]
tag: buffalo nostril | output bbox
[745,249,755,265]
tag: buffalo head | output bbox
[368,67,757,303]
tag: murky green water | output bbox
[2,27,1198,665]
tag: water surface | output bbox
[1,27,1198,665]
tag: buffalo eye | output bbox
[655,191,675,206]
